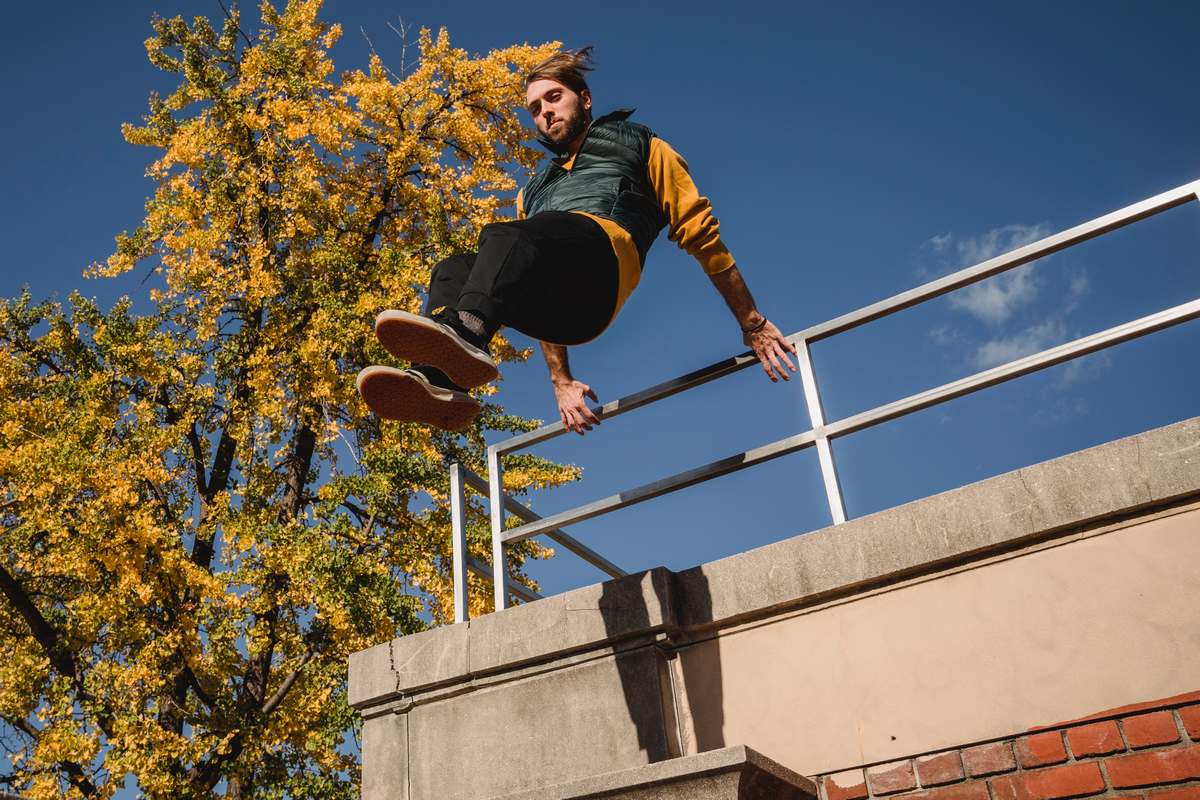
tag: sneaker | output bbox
[356,365,481,431]
[374,309,499,389]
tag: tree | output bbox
[0,2,570,796]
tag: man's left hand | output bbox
[744,318,798,382]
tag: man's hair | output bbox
[525,45,596,94]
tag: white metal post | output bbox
[448,462,468,624]
[794,337,848,525]
[487,446,510,611]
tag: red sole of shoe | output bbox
[357,369,480,431]
[375,314,498,389]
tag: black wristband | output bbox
[741,316,768,334]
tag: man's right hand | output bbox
[553,379,601,435]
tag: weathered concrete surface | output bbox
[361,713,408,800]
[490,745,816,800]
[466,566,675,676]
[406,645,677,799]
[349,416,1200,800]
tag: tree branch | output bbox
[0,563,74,679]
[261,649,315,715]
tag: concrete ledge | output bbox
[676,416,1199,629]
[349,416,1200,710]
[489,745,817,800]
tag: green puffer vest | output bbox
[521,108,668,265]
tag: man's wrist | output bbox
[740,310,766,333]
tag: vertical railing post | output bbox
[448,462,468,624]
[794,337,848,524]
[487,445,510,611]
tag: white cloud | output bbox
[949,263,1040,326]
[928,232,952,252]
[928,325,961,346]
[1063,271,1089,314]
[971,319,1067,370]
[944,224,1052,325]
[1055,351,1112,390]
[920,224,1052,325]
[919,225,1111,394]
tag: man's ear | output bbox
[580,88,593,114]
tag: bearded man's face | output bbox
[525,78,592,153]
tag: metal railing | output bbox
[446,178,1200,623]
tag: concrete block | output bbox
[468,567,675,676]
[1015,434,1150,530]
[489,745,817,800]
[362,712,408,800]
[1140,417,1200,502]
[348,641,397,709]
[350,617,471,707]
[406,646,675,800]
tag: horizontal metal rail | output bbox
[494,351,763,454]
[824,296,1200,439]
[501,430,817,545]
[501,295,1200,544]
[804,180,1200,342]
[469,177,1200,614]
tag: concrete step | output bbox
[488,745,816,800]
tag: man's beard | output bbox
[544,107,590,154]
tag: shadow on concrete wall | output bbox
[674,566,726,753]
[598,566,725,762]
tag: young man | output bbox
[357,46,797,432]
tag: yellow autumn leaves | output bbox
[0,1,575,796]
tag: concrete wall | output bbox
[673,502,1200,775]
[349,417,1200,800]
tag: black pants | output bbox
[424,211,620,346]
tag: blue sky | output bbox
[3,0,1199,636]
[3,0,1200,793]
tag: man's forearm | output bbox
[708,265,763,330]
[540,341,574,385]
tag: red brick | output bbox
[1107,745,1200,789]
[905,783,991,800]
[992,772,1030,800]
[1017,732,1069,768]
[1124,711,1182,749]
[824,768,868,800]
[1180,706,1200,741]
[1148,789,1200,800]
[1033,691,1200,729]
[1023,762,1108,800]
[963,742,1017,777]
[916,751,965,787]
[867,760,918,795]
[1069,721,1126,757]
[990,763,1107,800]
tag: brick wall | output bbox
[818,693,1200,800]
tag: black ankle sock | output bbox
[431,307,491,351]
[410,364,468,393]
